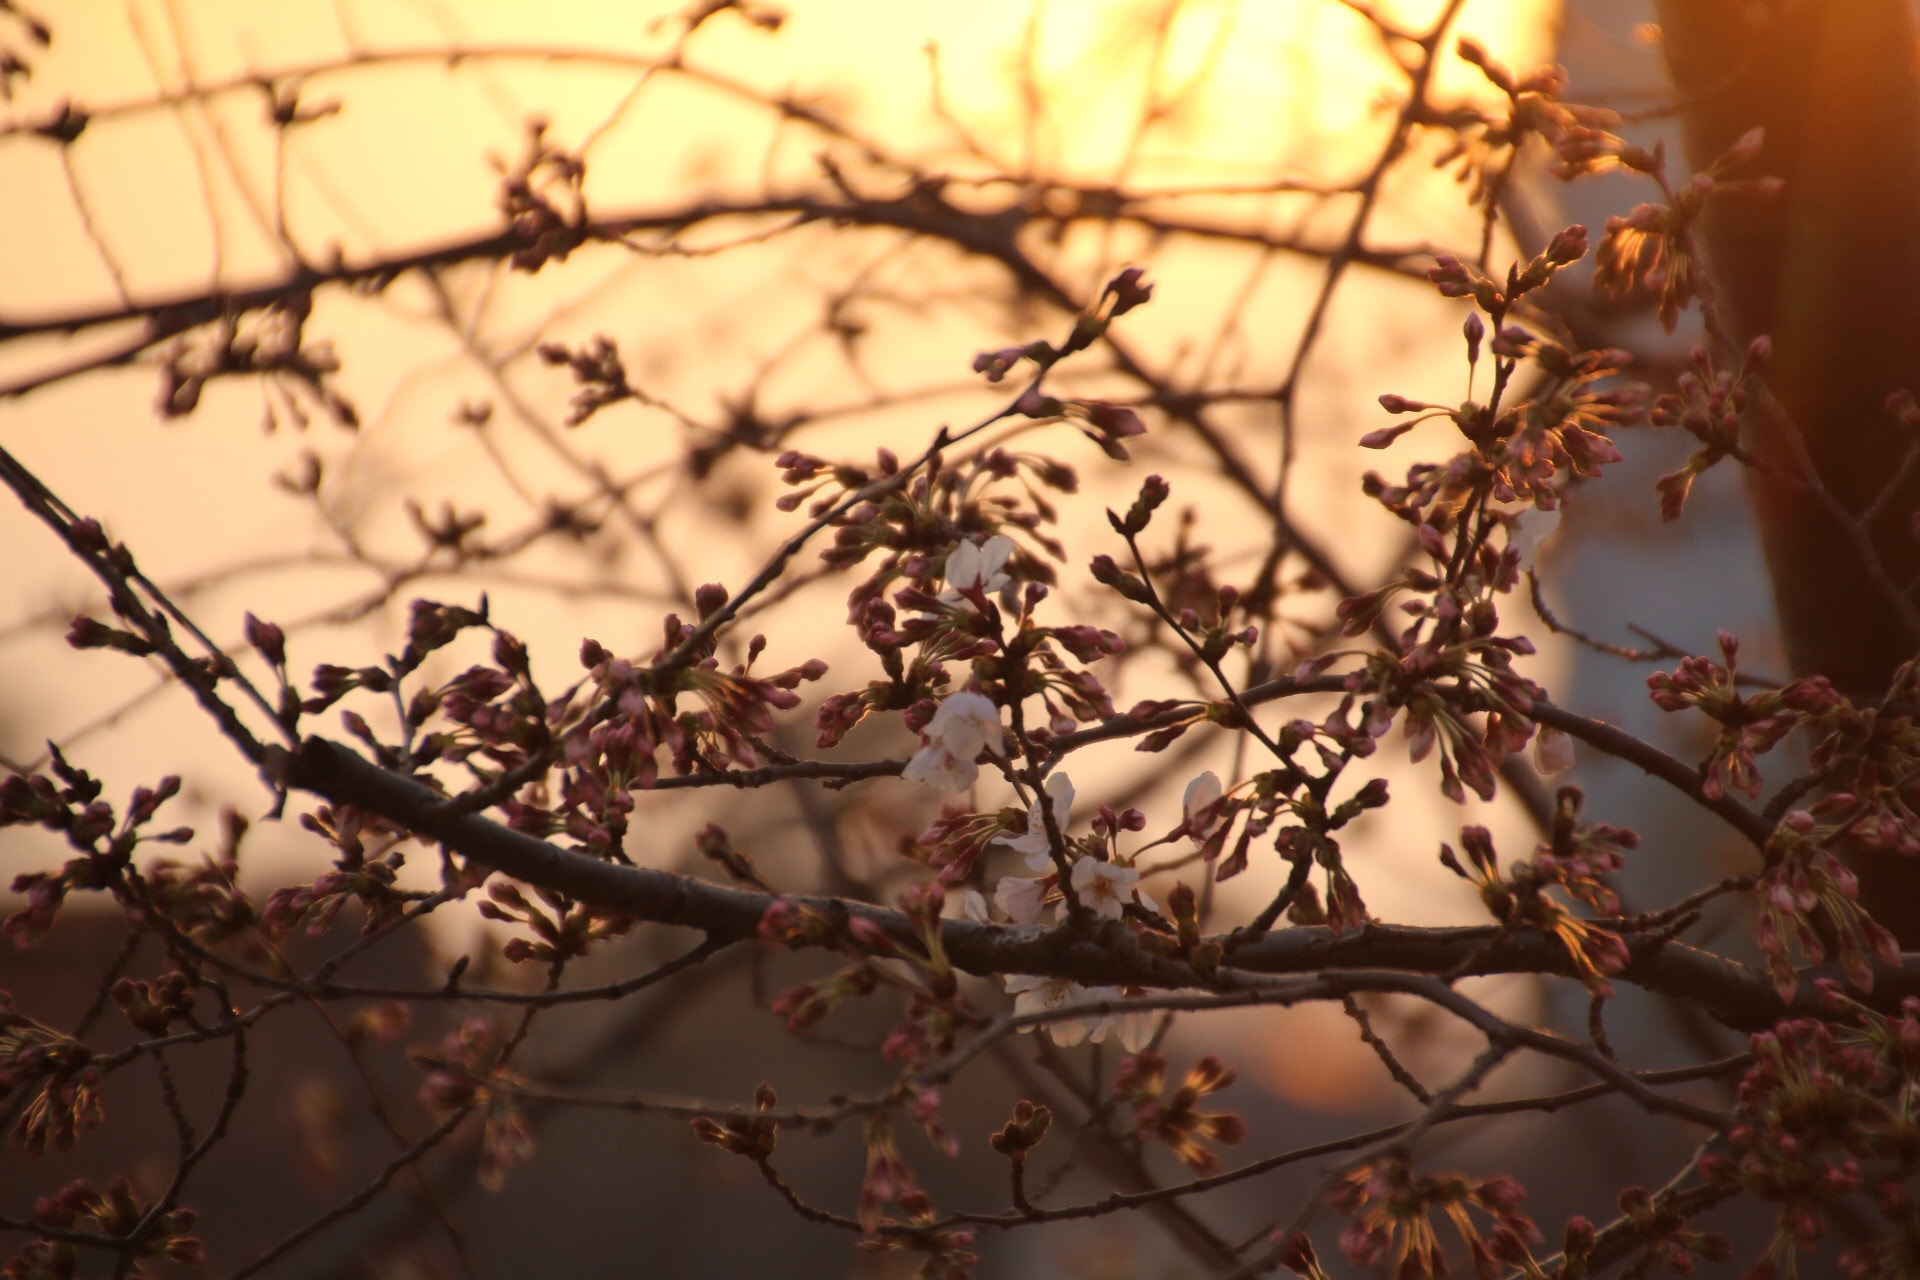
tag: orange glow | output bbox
[1,0,1561,1110]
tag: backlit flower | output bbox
[902,692,1006,792]
[1182,771,1223,845]
[1003,975,1122,1047]
[903,741,978,792]
[1007,772,1075,869]
[1071,856,1140,920]
[942,535,1015,600]
[1533,726,1575,775]
[994,875,1045,924]
[1508,504,1561,573]
[927,692,1004,759]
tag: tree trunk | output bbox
[1656,0,1920,941]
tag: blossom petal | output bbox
[926,691,1005,760]
[994,875,1045,924]
[1071,857,1140,919]
[1009,772,1075,866]
[946,540,985,590]
[902,742,977,792]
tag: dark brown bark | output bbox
[1658,0,1920,938]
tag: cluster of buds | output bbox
[1648,630,1843,801]
[1700,987,1919,1274]
[1604,1186,1732,1277]
[267,803,409,938]
[538,620,825,853]
[497,118,586,272]
[1061,399,1148,462]
[773,444,903,517]
[340,600,492,711]
[1440,823,1631,995]
[756,897,848,950]
[408,1017,533,1190]
[988,1099,1052,1165]
[1594,196,1698,332]
[813,526,1040,748]
[766,883,979,1070]
[849,1091,964,1261]
[108,971,194,1037]
[536,334,637,426]
[1276,1231,1334,1280]
[1649,337,1772,519]
[1535,785,1639,915]
[895,548,1119,749]
[1481,343,1633,510]
[152,292,358,428]
[140,807,261,956]
[878,983,975,1070]
[1438,37,1622,211]
[1111,1052,1248,1175]
[637,596,825,760]
[1758,807,1899,999]
[0,1001,101,1156]
[856,1115,931,1233]
[1394,683,1507,806]
[1589,127,1780,331]
[770,963,879,1034]
[795,286,1150,766]
[1348,219,1652,822]
[905,803,1011,884]
[1335,528,1548,805]
[856,1224,979,1280]
[430,652,549,772]
[690,1081,781,1160]
[1428,223,1590,322]
[1803,658,1920,858]
[477,879,635,965]
[13,1176,205,1273]
[1330,1158,1539,1279]
[966,266,1151,388]
[1369,337,1633,517]
[410,1017,509,1114]
[1,758,192,949]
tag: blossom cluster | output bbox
[1700,982,1920,1278]
[1327,1157,1538,1280]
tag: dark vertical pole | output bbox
[1657,0,1920,939]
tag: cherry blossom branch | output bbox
[280,734,1916,1032]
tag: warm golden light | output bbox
[2,0,1560,1120]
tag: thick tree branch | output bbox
[282,734,1916,1034]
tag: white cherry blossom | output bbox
[1533,726,1575,776]
[941,534,1016,601]
[902,692,1006,792]
[902,741,979,792]
[1508,504,1562,573]
[993,874,1045,924]
[1070,856,1140,919]
[1007,772,1075,870]
[1003,976,1122,1047]
[1111,995,1157,1052]
[926,691,1004,759]
[1182,771,1224,845]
